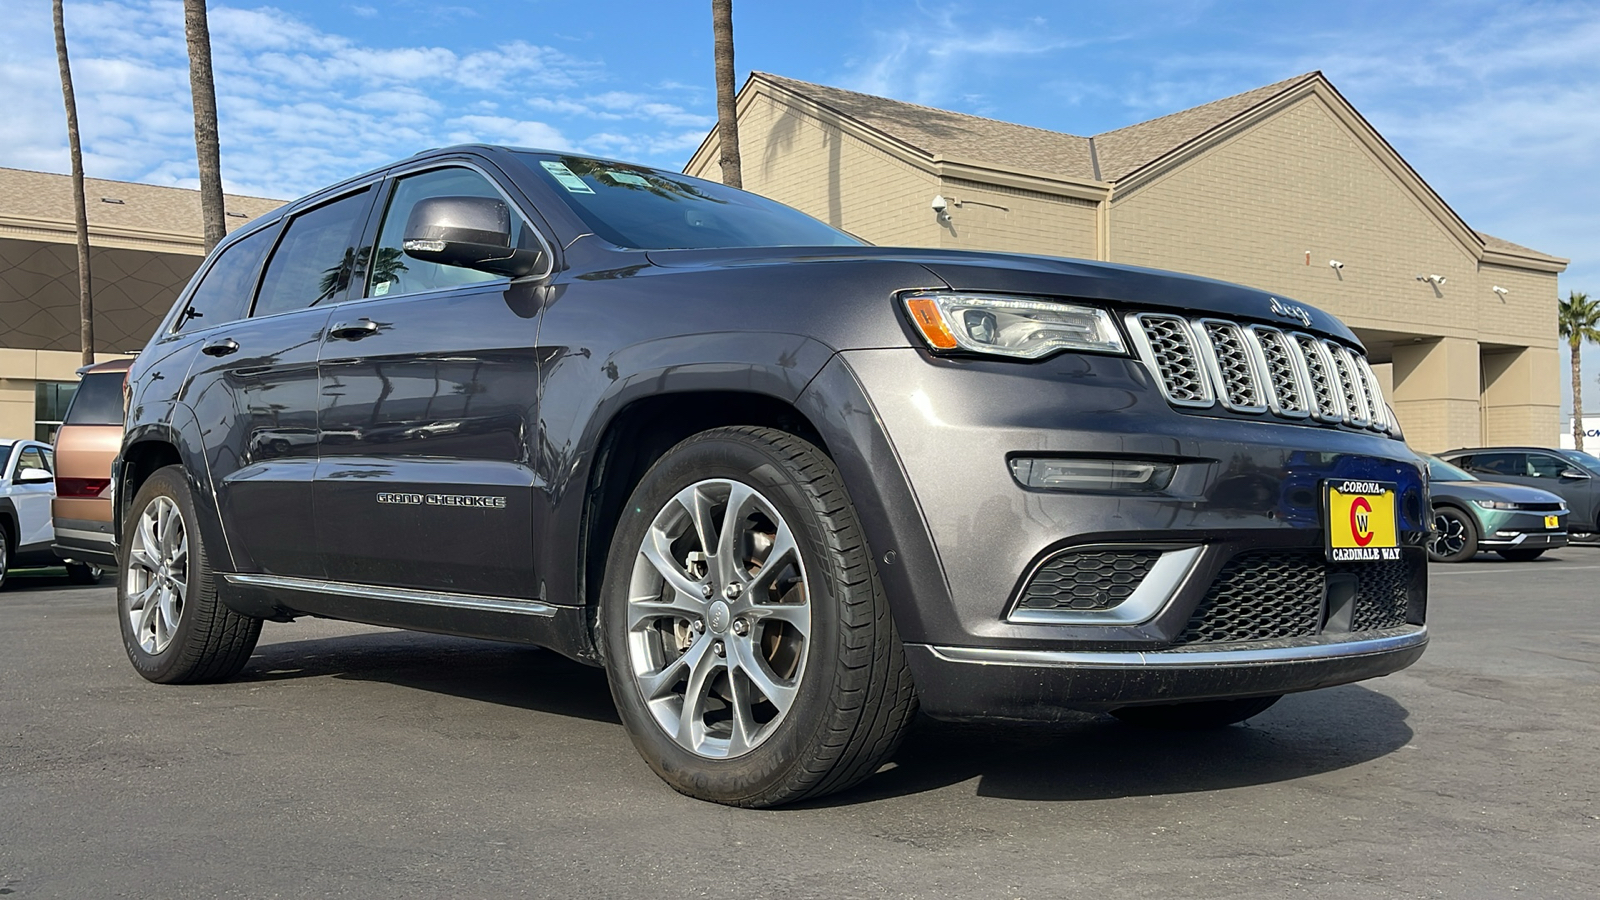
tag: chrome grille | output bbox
[1130,311,1393,433]
[1134,315,1212,406]
[1198,320,1265,411]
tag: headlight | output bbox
[902,291,1125,359]
[1473,499,1518,510]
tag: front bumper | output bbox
[1477,530,1567,550]
[907,626,1428,720]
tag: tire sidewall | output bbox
[600,433,852,802]
[1428,506,1478,563]
[118,466,209,683]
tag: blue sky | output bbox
[6,0,1599,407]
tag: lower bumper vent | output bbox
[1017,550,1161,612]
[1176,550,1417,645]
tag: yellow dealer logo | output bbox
[1326,480,1400,561]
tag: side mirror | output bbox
[402,196,546,279]
[16,468,53,484]
[1560,467,1591,480]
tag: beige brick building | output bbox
[685,72,1568,452]
[0,168,281,440]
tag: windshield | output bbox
[1560,449,1600,471]
[518,153,863,251]
[1426,456,1476,482]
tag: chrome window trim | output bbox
[1126,313,1215,408]
[1007,546,1204,626]
[928,625,1428,669]
[1193,318,1268,414]
[224,573,558,617]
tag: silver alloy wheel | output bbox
[125,495,189,655]
[626,478,811,759]
[1429,511,1468,558]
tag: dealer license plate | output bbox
[1325,479,1400,561]
[1545,515,1560,529]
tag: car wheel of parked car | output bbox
[600,426,917,807]
[1111,694,1282,729]
[1496,549,1545,562]
[0,526,9,591]
[118,465,261,684]
[1427,507,1478,563]
[66,562,103,585]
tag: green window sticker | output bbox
[540,160,595,194]
[604,171,651,187]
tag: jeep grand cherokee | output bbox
[115,146,1428,806]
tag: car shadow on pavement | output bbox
[239,632,621,725]
[825,683,1413,805]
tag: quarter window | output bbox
[175,224,277,332]
[254,190,373,318]
[366,168,532,299]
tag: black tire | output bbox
[1427,506,1478,563]
[0,524,10,591]
[117,465,261,684]
[600,426,917,807]
[66,561,103,585]
[1111,694,1282,729]
[1496,549,1544,562]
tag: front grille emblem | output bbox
[1269,297,1313,327]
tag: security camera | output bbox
[1492,285,1509,297]
[930,195,949,214]
[1431,274,1446,285]
[1328,260,1344,270]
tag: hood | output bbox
[1429,479,1567,506]
[644,246,1358,344]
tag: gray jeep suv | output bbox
[115,146,1428,806]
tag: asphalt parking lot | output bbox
[2,553,1597,900]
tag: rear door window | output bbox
[253,189,373,318]
[63,372,127,426]
[174,224,277,333]
[1464,453,1525,477]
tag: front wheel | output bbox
[1112,695,1282,729]
[1427,507,1478,563]
[1496,548,1545,562]
[118,465,261,684]
[600,426,916,807]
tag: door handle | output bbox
[201,338,240,357]
[329,319,380,340]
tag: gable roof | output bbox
[752,73,1097,180]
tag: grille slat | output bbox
[1131,311,1392,433]
[1176,550,1418,645]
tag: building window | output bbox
[35,381,78,443]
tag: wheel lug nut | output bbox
[713,641,725,657]
[731,618,749,636]
[692,619,705,633]
[723,583,743,600]
[700,582,714,599]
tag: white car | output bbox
[0,438,101,587]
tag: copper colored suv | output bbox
[51,358,129,574]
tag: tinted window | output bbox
[1465,452,1524,477]
[0,446,11,474]
[254,190,372,318]
[1528,454,1569,478]
[1426,457,1474,481]
[62,371,126,426]
[175,224,277,332]
[367,168,523,298]
[517,152,862,250]
[1560,449,1600,470]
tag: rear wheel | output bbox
[118,465,261,684]
[1496,548,1545,562]
[600,426,916,807]
[0,526,9,590]
[1112,695,1282,729]
[1427,507,1478,563]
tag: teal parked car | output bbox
[1425,455,1568,562]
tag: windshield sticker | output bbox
[604,171,650,187]
[541,160,595,194]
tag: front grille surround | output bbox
[1130,311,1393,434]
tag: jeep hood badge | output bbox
[1269,297,1313,328]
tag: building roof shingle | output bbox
[0,166,284,238]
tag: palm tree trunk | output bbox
[52,0,94,368]
[184,0,227,253]
[711,0,742,188]
[1574,339,1585,451]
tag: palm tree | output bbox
[52,0,95,367]
[1558,290,1600,450]
[711,0,741,187]
[184,0,227,253]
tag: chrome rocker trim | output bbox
[929,625,1428,668]
[223,573,558,617]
